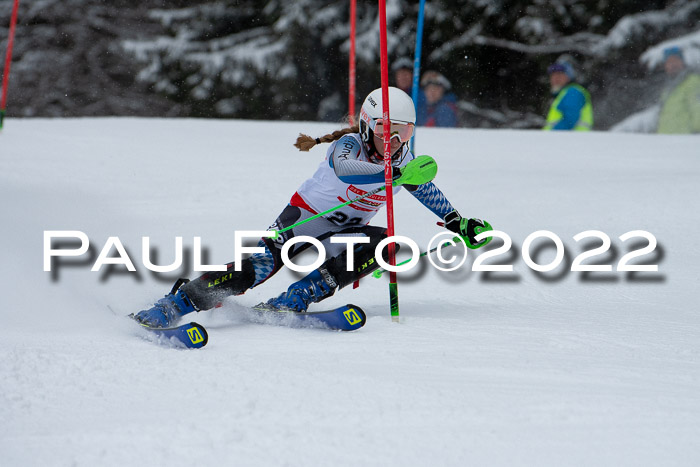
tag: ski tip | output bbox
[128,314,209,349]
[184,322,209,348]
[341,304,366,331]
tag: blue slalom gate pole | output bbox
[409,0,426,153]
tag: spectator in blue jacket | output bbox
[543,56,593,131]
[416,70,459,127]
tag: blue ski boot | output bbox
[134,287,197,328]
[264,268,337,312]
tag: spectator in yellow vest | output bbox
[543,56,593,131]
[657,46,700,134]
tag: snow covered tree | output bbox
[2,0,699,129]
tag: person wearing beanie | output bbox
[657,46,700,134]
[392,57,415,96]
[416,70,459,127]
[392,57,426,114]
[543,56,593,131]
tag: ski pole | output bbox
[271,185,388,238]
[271,155,438,237]
[372,235,464,278]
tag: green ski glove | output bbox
[442,210,493,249]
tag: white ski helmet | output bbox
[359,86,416,159]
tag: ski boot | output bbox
[134,280,197,328]
[262,268,337,313]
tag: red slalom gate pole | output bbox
[348,0,357,125]
[378,0,399,322]
[1,0,20,130]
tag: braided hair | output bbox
[293,125,360,152]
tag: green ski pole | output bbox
[372,236,463,278]
[271,185,387,238]
[372,218,494,278]
[270,155,438,238]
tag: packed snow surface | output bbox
[1,118,699,466]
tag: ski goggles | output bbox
[371,119,415,143]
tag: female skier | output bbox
[135,87,491,328]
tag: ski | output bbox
[130,315,209,349]
[247,303,366,331]
[126,303,364,349]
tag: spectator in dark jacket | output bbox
[392,58,425,112]
[416,71,459,127]
[392,57,415,96]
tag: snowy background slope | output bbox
[1,119,699,466]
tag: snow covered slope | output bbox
[1,118,699,466]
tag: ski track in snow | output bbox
[1,118,699,466]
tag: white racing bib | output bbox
[296,134,413,226]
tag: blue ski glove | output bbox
[442,210,493,249]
